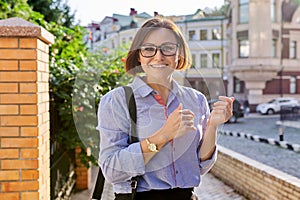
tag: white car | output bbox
[256,97,300,115]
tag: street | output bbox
[218,113,300,179]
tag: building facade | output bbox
[227,0,300,109]
[175,12,228,99]
[85,2,300,109]
[84,8,152,50]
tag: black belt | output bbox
[115,187,193,200]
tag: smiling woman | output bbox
[96,16,234,200]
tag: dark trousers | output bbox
[115,188,193,200]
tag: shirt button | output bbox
[176,170,178,174]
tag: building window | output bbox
[234,77,241,93]
[290,41,296,59]
[212,53,220,68]
[290,76,296,94]
[272,39,277,58]
[212,28,221,40]
[189,30,196,41]
[239,39,250,58]
[200,54,208,68]
[271,0,276,22]
[200,30,207,40]
[191,54,196,68]
[239,0,249,24]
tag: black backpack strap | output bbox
[91,167,105,199]
[123,86,138,143]
[123,86,139,200]
[91,86,138,200]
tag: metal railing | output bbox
[50,100,76,200]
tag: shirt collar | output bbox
[129,76,183,98]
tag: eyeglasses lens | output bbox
[140,44,177,57]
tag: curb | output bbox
[276,120,300,129]
[219,130,300,153]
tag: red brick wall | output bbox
[75,147,88,190]
[0,18,54,200]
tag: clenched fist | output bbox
[209,96,234,127]
[161,103,197,140]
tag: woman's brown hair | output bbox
[125,16,192,75]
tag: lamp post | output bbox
[279,0,284,97]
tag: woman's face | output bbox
[138,28,180,81]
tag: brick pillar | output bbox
[75,147,88,190]
[0,17,54,200]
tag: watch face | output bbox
[149,143,157,152]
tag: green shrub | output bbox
[70,45,132,166]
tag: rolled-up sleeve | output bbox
[96,88,145,183]
[199,146,217,175]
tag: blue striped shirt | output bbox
[97,76,217,194]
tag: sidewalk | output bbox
[71,168,245,200]
[246,113,300,129]
[276,119,300,129]
[195,173,245,200]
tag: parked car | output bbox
[208,99,244,123]
[256,97,300,115]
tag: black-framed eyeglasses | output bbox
[139,43,179,58]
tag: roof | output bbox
[135,12,152,19]
[111,12,152,26]
[183,15,227,23]
[112,14,133,27]
[98,8,226,33]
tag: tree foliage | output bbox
[0,0,33,19]
[27,0,75,27]
[208,3,230,16]
[72,45,132,165]
[0,0,130,167]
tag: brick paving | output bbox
[195,173,246,200]
[71,169,245,200]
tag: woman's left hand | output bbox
[209,96,234,127]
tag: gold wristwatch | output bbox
[145,138,158,152]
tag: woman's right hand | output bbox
[161,103,196,140]
[143,103,196,161]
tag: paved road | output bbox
[218,113,300,179]
[71,113,300,199]
[221,113,300,144]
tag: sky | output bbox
[67,0,226,26]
